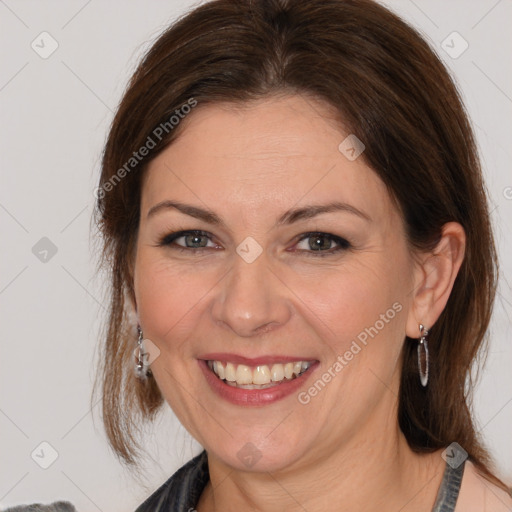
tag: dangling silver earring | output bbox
[134,325,148,380]
[417,324,429,387]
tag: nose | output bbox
[211,250,292,338]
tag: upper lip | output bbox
[199,352,318,366]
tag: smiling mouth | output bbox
[206,360,315,389]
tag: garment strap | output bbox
[431,459,466,512]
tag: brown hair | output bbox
[92,0,507,490]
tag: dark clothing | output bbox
[134,450,465,512]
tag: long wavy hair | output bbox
[92,0,507,491]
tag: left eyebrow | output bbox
[276,201,372,225]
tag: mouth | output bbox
[198,354,319,406]
[206,359,315,389]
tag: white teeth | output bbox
[270,364,284,382]
[253,365,271,385]
[225,362,236,382]
[235,364,253,384]
[213,361,225,380]
[208,360,313,387]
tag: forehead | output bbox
[141,95,395,226]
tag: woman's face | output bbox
[133,95,418,472]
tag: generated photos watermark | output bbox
[297,301,403,404]
[442,442,468,469]
[338,134,365,161]
[94,98,198,199]
[237,442,263,468]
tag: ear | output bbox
[126,280,138,318]
[126,241,139,318]
[405,222,466,338]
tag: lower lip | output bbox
[198,360,318,406]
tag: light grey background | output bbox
[1,0,511,510]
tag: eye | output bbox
[157,230,350,257]
[293,232,350,256]
[158,230,219,251]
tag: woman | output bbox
[93,0,512,510]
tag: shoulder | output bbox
[134,450,209,512]
[455,460,512,512]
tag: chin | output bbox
[204,429,314,473]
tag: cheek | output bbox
[298,260,407,420]
[297,258,409,403]
[133,250,215,348]
[299,258,404,345]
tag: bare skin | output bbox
[132,94,469,511]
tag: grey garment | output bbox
[134,450,466,511]
[135,450,209,512]
[2,502,77,512]
[432,459,466,512]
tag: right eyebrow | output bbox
[147,200,227,228]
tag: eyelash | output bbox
[157,230,351,257]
